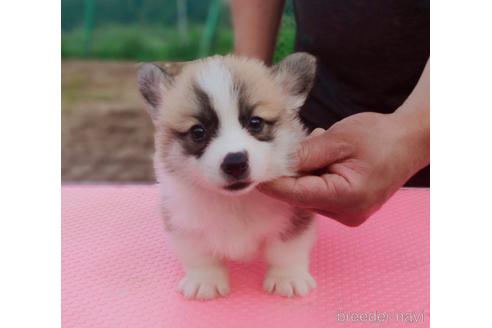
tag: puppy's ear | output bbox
[271,52,316,111]
[137,63,174,121]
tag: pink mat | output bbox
[62,185,429,327]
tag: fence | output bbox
[61,0,295,62]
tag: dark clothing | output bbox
[293,0,430,187]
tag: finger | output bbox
[258,176,310,208]
[258,175,333,208]
[296,132,349,173]
[308,128,325,137]
[258,173,349,209]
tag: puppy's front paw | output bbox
[178,267,230,300]
[263,268,316,297]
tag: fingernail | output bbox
[310,128,325,137]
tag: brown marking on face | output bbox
[226,57,285,120]
[233,78,275,142]
[173,84,219,158]
[225,57,288,143]
[151,62,217,165]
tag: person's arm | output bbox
[230,0,285,64]
[259,60,430,227]
[392,60,430,171]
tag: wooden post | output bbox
[198,0,222,58]
[83,0,95,56]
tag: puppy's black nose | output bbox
[221,152,248,179]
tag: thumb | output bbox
[296,130,349,173]
[308,127,325,138]
[258,173,349,209]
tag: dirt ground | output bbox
[62,59,183,183]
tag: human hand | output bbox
[258,111,429,226]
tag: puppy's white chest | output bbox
[162,181,291,260]
[202,213,266,260]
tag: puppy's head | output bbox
[138,53,316,194]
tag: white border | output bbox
[0,1,61,327]
[1,1,492,327]
[431,0,492,327]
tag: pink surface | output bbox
[62,185,429,328]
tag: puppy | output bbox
[138,53,317,300]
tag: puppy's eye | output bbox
[189,125,207,142]
[247,116,264,133]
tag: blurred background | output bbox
[62,0,295,183]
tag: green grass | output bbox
[62,24,233,61]
[273,15,296,63]
[62,21,296,63]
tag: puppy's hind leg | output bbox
[263,217,317,297]
[170,233,230,300]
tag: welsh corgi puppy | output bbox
[138,53,317,300]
